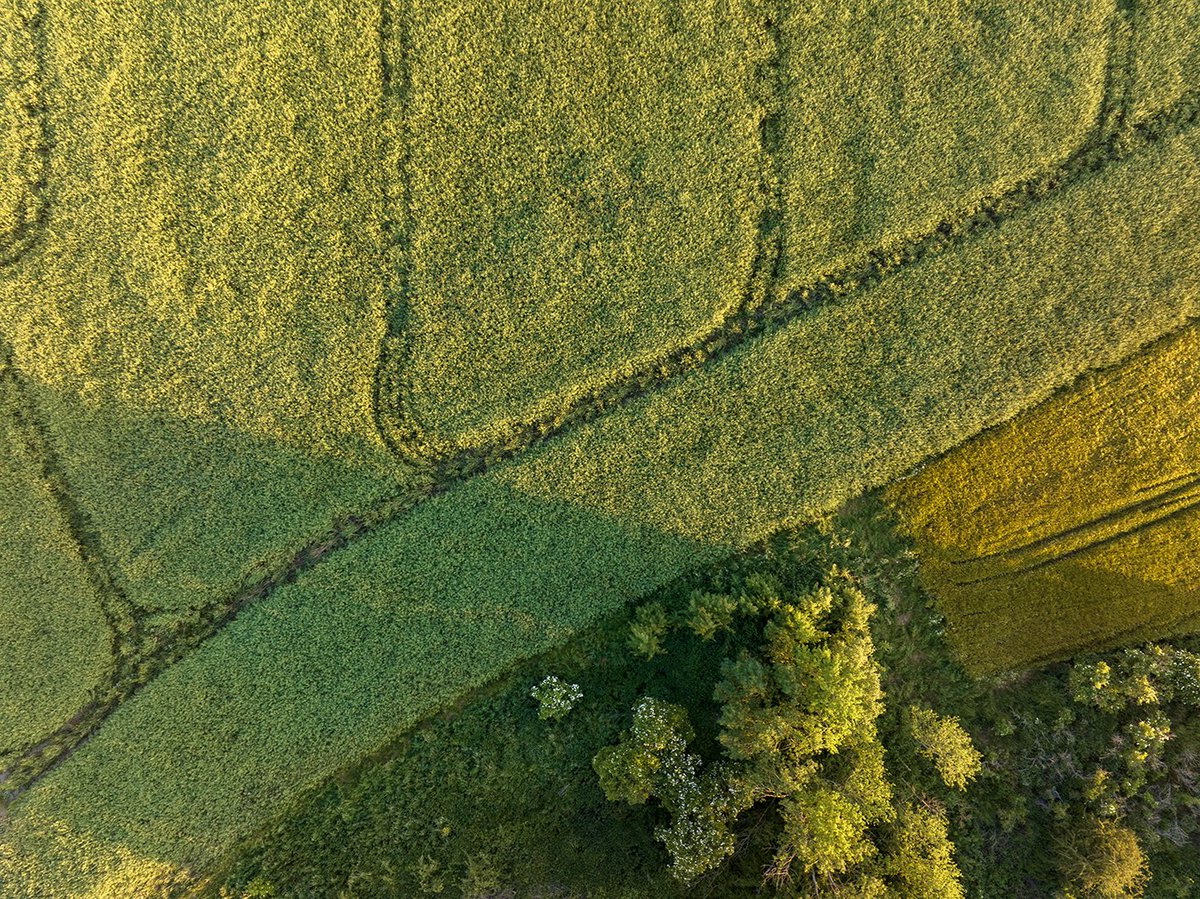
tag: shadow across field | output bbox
[0,477,727,894]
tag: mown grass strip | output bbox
[5,105,1198,897]
[0,0,48,265]
[887,322,1200,674]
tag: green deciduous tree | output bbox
[596,569,968,894]
[908,706,983,791]
[1055,817,1150,899]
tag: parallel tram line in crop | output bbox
[5,37,1200,797]
[0,0,49,267]
[373,11,1191,483]
[0,341,136,794]
[951,481,1200,587]
[1094,0,1137,143]
[373,0,789,468]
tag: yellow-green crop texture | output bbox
[776,0,1109,293]
[0,357,109,771]
[1132,0,1200,118]
[1,0,1200,894]
[0,0,44,263]
[0,0,412,612]
[383,0,772,455]
[383,0,1112,456]
[887,322,1200,675]
[4,103,1198,897]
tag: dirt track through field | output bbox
[6,2,1200,798]
[952,481,1200,587]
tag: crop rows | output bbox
[888,321,1200,673]
[5,91,1199,896]
[0,0,48,266]
[2,1,1198,892]
[0,340,124,788]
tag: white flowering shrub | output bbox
[530,675,583,720]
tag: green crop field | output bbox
[0,0,45,265]
[2,0,1199,895]
[0,351,109,772]
[888,322,1200,675]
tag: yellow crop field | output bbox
[888,322,1200,674]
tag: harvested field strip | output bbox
[888,321,1200,674]
[4,114,1198,897]
[379,0,780,460]
[0,345,113,779]
[952,489,1200,586]
[0,0,48,265]
[8,85,1200,801]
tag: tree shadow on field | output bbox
[931,545,1200,675]
[16,378,414,617]
[0,475,731,896]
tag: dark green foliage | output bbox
[628,602,670,660]
[206,497,1200,898]
[597,569,973,894]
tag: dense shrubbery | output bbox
[596,570,969,896]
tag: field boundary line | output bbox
[7,85,1200,801]
[0,343,137,796]
[0,0,50,267]
[372,0,788,469]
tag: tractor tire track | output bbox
[0,0,49,268]
[371,0,788,471]
[950,472,1200,568]
[0,344,138,797]
[953,488,1200,588]
[8,54,1200,797]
